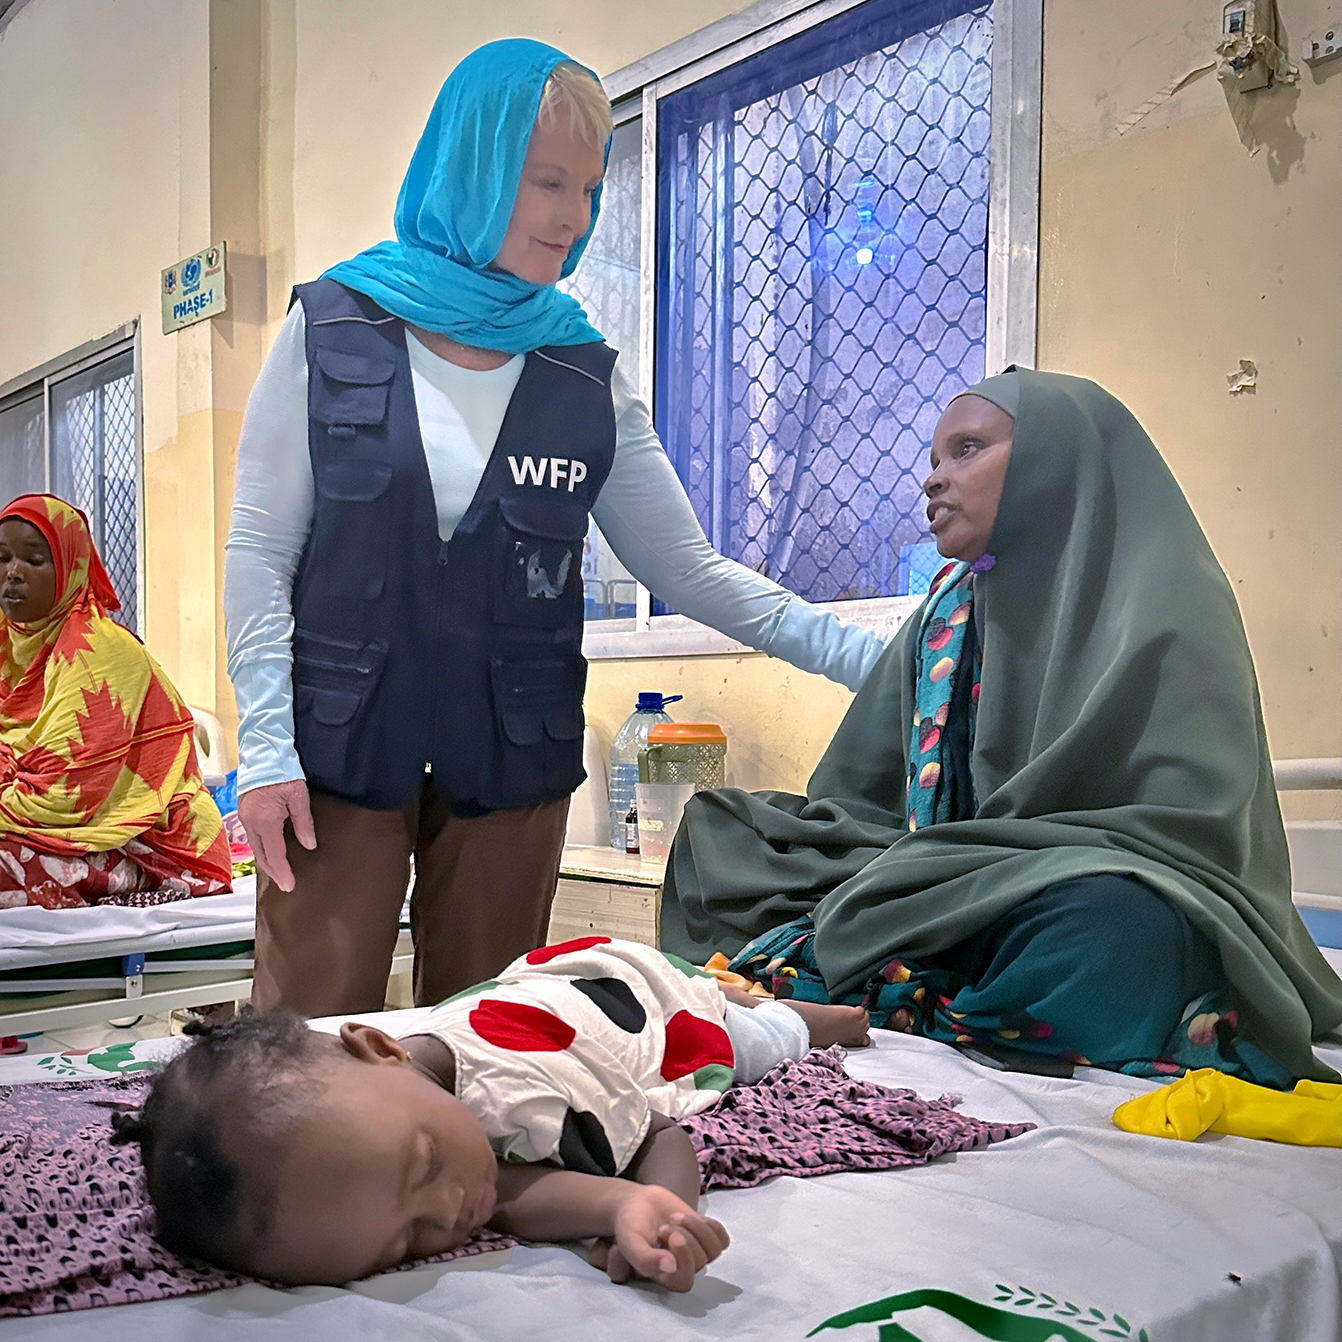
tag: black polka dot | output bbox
[558,1108,616,1177]
[570,977,646,1033]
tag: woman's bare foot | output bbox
[780,1000,871,1048]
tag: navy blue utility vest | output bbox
[290,279,617,812]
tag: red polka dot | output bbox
[470,999,576,1052]
[661,1010,734,1081]
[526,936,612,965]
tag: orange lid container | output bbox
[648,722,727,745]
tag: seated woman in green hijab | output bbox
[660,370,1341,1087]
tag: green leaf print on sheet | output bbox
[809,1286,1150,1342]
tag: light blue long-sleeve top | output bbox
[223,305,888,794]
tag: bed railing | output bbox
[1273,757,1342,792]
[1274,759,1342,947]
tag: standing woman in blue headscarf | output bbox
[225,41,885,1017]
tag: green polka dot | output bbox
[692,1064,733,1092]
[661,951,712,979]
[431,979,499,1008]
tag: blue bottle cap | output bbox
[636,692,683,712]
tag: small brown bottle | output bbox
[624,802,640,855]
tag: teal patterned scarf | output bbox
[905,560,982,831]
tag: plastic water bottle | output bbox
[608,692,682,848]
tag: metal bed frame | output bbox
[0,933,415,1039]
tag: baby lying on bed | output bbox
[111,936,869,1291]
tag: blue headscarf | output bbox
[322,39,607,352]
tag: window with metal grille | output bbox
[0,340,141,631]
[560,119,643,622]
[656,0,991,606]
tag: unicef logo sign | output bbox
[182,257,202,288]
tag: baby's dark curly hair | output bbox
[110,1009,333,1273]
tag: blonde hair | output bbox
[537,60,613,148]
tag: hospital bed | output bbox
[0,953,1338,1341]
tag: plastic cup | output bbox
[634,782,696,860]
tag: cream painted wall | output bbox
[0,0,233,731]
[1037,0,1341,818]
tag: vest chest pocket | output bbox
[311,347,395,430]
[493,495,587,629]
[292,631,389,793]
[490,656,586,798]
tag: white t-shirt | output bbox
[396,937,735,1175]
[223,304,889,792]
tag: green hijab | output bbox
[661,370,1341,1081]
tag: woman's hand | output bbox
[238,780,316,891]
[606,1184,729,1292]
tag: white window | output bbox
[0,328,143,631]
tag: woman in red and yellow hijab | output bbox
[0,495,230,909]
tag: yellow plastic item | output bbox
[1112,1068,1341,1146]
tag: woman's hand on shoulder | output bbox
[607,1183,729,1293]
[237,780,316,891]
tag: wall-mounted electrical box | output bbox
[1220,0,1278,91]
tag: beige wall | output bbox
[0,0,237,741]
[1037,0,1341,818]
[1,0,1337,811]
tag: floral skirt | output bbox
[0,837,228,910]
[729,873,1292,1089]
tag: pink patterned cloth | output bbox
[0,1078,514,1318]
[685,1046,1035,1188]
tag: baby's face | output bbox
[257,1034,498,1285]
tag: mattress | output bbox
[1,946,1338,1342]
[0,877,256,972]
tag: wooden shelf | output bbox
[559,844,666,888]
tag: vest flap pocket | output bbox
[296,684,363,727]
[500,710,545,748]
[313,347,396,386]
[498,494,589,542]
[312,348,394,427]
[543,703,584,741]
[293,630,389,680]
[490,655,582,703]
[491,656,585,743]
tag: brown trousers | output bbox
[251,782,570,1016]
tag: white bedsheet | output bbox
[0,878,256,971]
[2,946,1339,1342]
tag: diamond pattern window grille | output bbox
[656,0,991,604]
[50,351,140,631]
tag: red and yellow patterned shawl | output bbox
[0,495,230,886]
